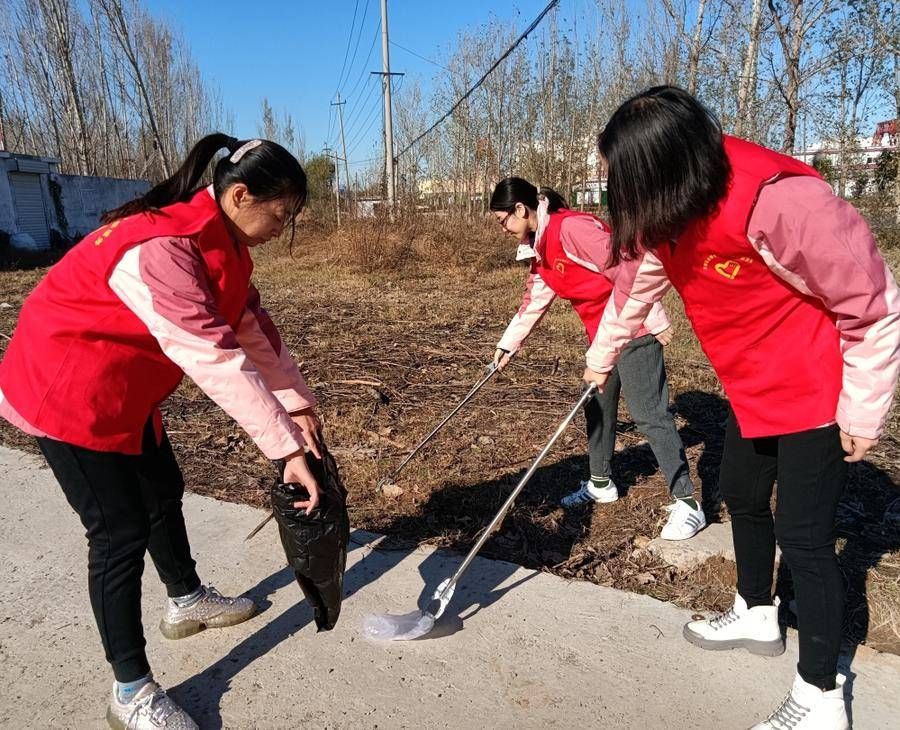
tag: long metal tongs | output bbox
[362,383,598,641]
[377,360,504,489]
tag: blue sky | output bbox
[146,0,554,167]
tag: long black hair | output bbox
[598,86,731,263]
[489,177,568,214]
[102,133,308,237]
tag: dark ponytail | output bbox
[101,133,308,229]
[489,176,568,214]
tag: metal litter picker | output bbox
[362,383,598,641]
[247,360,505,542]
[378,360,503,490]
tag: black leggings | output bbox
[718,411,847,690]
[38,423,200,682]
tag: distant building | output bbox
[355,196,388,218]
[793,120,897,197]
[0,151,149,251]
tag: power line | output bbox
[341,23,381,107]
[347,95,382,150]
[395,0,560,159]
[339,0,373,96]
[326,104,336,144]
[342,77,379,142]
[334,0,362,93]
[348,156,380,167]
[389,40,450,72]
[346,102,382,156]
[347,101,383,157]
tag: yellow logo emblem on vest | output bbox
[703,254,753,281]
[714,260,741,279]
[93,219,121,246]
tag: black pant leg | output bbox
[37,437,152,682]
[717,411,779,607]
[136,426,201,598]
[774,424,847,690]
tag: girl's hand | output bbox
[839,430,878,463]
[493,348,513,371]
[283,451,321,514]
[654,326,674,347]
[582,367,609,391]
[290,407,322,459]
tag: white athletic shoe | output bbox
[561,479,618,507]
[660,499,706,540]
[751,673,848,729]
[683,593,785,656]
[107,681,198,730]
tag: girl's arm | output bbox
[558,216,672,339]
[748,176,900,441]
[582,250,673,373]
[235,284,316,414]
[108,236,306,460]
[496,269,557,354]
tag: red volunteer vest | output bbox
[535,209,615,343]
[0,188,253,453]
[655,135,842,438]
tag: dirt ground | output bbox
[1,220,898,654]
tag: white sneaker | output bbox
[660,499,706,540]
[683,593,784,656]
[561,479,618,507]
[107,681,198,729]
[751,673,848,729]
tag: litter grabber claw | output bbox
[377,358,507,490]
[362,383,598,641]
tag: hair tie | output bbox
[230,139,262,163]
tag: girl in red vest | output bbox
[489,177,705,541]
[0,134,322,729]
[586,87,900,729]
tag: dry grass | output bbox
[0,217,897,653]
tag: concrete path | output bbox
[1,445,898,729]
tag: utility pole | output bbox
[324,144,340,227]
[379,0,396,211]
[331,93,352,212]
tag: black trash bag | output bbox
[271,444,350,631]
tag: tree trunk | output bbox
[687,0,707,94]
[98,0,172,177]
[736,0,763,137]
[41,0,92,173]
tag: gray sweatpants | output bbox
[585,334,694,498]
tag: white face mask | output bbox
[515,196,550,262]
[515,241,537,261]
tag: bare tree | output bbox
[767,0,834,152]
[736,0,764,135]
[95,0,172,176]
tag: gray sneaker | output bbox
[159,585,256,640]
[106,681,197,729]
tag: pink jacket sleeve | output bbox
[108,236,307,460]
[584,251,672,372]
[496,269,557,353]
[236,285,316,413]
[748,177,900,439]
[558,216,671,336]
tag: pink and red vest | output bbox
[0,188,253,453]
[655,135,842,438]
[535,208,618,344]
